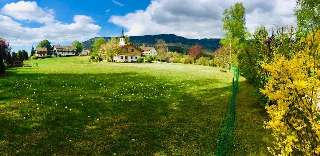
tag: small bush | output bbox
[89,55,102,62]
[180,57,192,64]
[214,57,226,67]
[137,57,144,63]
[31,55,38,60]
[209,60,215,66]
[170,57,182,63]
[176,57,181,63]
[96,56,103,62]
[145,55,154,63]
[196,57,210,66]
[180,58,186,63]
[169,58,175,63]
[90,55,95,60]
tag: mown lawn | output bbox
[0,57,271,155]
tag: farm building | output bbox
[141,47,157,57]
[13,59,23,67]
[53,45,77,57]
[35,47,47,57]
[79,50,87,56]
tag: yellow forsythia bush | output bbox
[261,29,320,155]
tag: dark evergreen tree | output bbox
[0,39,11,73]
[23,50,28,60]
[31,46,35,56]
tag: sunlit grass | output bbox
[0,57,270,155]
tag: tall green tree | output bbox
[92,38,106,56]
[17,50,23,60]
[72,40,83,55]
[221,2,249,50]
[101,37,122,61]
[12,52,17,60]
[0,39,11,73]
[30,46,35,56]
[37,39,52,55]
[23,50,28,60]
[295,0,320,32]
[155,39,168,61]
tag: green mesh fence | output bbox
[215,67,239,156]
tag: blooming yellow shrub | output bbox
[261,29,320,155]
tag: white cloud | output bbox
[0,1,101,47]
[111,0,124,7]
[109,0,297,39]
[1,1,54,24]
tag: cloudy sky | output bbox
[0,0,296,52]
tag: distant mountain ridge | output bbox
[82,34,221,54]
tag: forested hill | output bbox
[82,34,221,54]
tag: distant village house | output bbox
[13,59,23,67]
[85,50,91,55]
[79,50,87,56]
[141,47,157,57]
[35,47,48,57]
[53,45,77,57]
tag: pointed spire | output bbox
[119,28,126,46]
[121,28,125,38]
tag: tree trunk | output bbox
[0,45,5,73]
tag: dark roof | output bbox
[36,47,47,52]
[13,59,23,62]
[53,45,76,50]
[141,47,154,51]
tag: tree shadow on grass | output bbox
[233,81,272,155]
[0,72,238,155]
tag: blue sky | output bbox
[0,0,297,53]
[0,0,151,35]
[0,0,151,52]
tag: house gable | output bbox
[121,43,143,56]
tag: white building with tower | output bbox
[112,29,143,62]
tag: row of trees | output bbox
[0,39,84,73]
[15,50,29,60]
[36,39,83,56]
[219,0,320,155]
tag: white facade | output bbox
[79,50,87,56]
[142,48,157,56]
[53,45,77,57]
[119,38,125,46]
[114,55,141,62]
[35,53,47,57]
[55,51,76,57]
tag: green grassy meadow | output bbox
[0,57,271,155]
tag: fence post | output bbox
[216,67,239,156]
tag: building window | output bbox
[125,56,128,59]
[121,56,123,59]
[125,48,128,52]
[131,49,134,52]
[135,57,138,59]
[131,56,133,59]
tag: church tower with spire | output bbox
[119,28,126,46]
